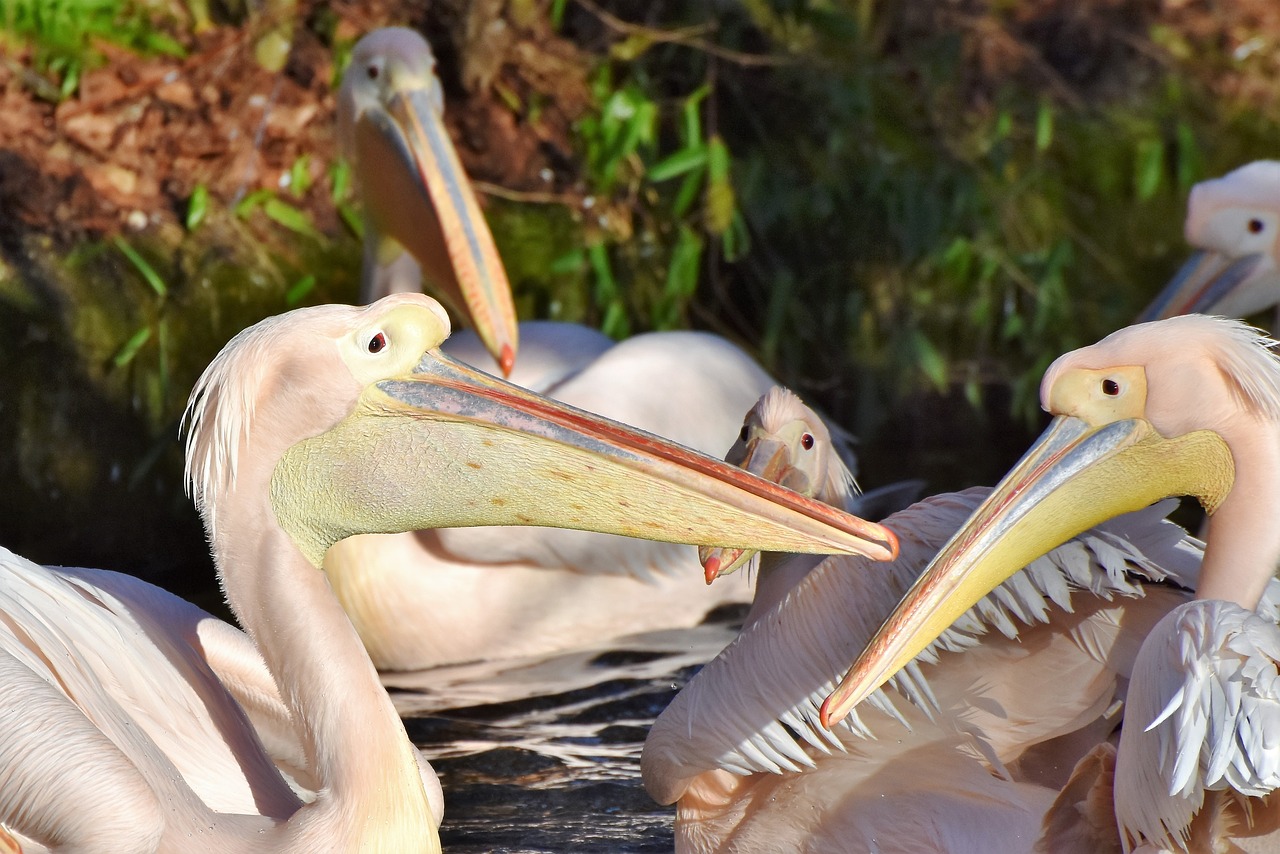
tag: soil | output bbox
[0,0,593,251]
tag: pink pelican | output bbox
[830,315,1280,851]
[337,27,519,375]
[644,387,1204,853]
[331,29,877,671]
[0,293,899,852]
[1140,161,1280,322]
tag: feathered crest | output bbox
[1142,315,1280,421]
[1187,315,1280,421]
[181,309,315,533]
[1047,316,1280,425]
[1195,160,1280,213]
[751,386,857,505]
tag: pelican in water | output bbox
[1139,161,1280,323]
[644,386,1206,853]
[0,293,901,852]
[331,28,900,671]
[830,315,1280,851]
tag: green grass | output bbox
[1,0,186,97]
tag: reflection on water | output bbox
[388,611,743,852]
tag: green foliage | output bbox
[185,185,209,231]
[287,155,314,198]
[570,0,1280,441]
[110,237,173,414]
[235,189,324,242]
[113,236,167,299]
[569,61,748,338]
[1,0,187,98]
[286,274,317,306]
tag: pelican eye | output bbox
[801,433,815,450]
[366,63,380,81]
[367,332,388,354]
[1102,378,1120,396]
[1249,218,1266,234]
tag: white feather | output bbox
[643,488,1202,805]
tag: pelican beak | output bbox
[1138,250,1265,322]
[818,413,1234,728]
[356,85,519,376]
[699,436,795,583]
[698,540,754,584]
[274,350,900,570]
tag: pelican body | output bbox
[645,387,1205,853]
[0,293,899,852]
[833,315,1280,851]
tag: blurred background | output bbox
[1,0,1278,606]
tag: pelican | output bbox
[1139,161,1280,322]
[0,293,902,852]
[337,27,519,374]
[330,29,902,671]
[697,386,858,592]
[643,386,1205,853]
[828,315,1280,851]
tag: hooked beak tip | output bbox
[818,675,865,728]
[499,343,515,378]
[818,694,840,729]
[881,526,901,561]
[703,557,721,585]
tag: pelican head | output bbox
[186,293,899,577]
[337,27,519,376]
[820,314,1280,726]
[700,387,856,582]
[1140,161,1280,321]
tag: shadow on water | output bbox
[390,615,744,852]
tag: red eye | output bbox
[1249,218,1266,234]
[367,332,387,354]
[801,433,814,450]
[1102,379,1120,396]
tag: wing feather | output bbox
[0,547,299,823]
[0,651,165,852]
[1116,598,1280,850]
[643,488,1201,803]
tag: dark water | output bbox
[386,616,742,852]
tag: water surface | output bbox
[390,613,743,852]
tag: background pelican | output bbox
[830,315,1280,851]
[643,386,1204,853]
[0,293,899,852]
[697,385,859,594]
[337,27,519,374]
[1139,161,1280,323]
[331,28,896,672]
